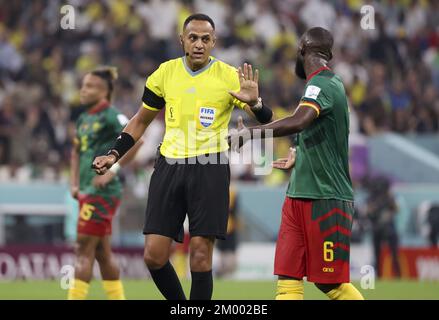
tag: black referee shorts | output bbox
[143,152,230,243]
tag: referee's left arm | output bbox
[93,63,167,174]
[107,64,166,162]
[92,106,158,175]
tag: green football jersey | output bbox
[286,68,353,201]
[76,104,128,196]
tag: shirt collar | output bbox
[87,100,110,115]
[182,56,216,77]
[306,66,331,82]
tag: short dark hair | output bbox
[90,66,118,100]
[183,13,215,30]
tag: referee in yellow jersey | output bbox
[92,13,272,300]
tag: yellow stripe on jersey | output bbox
[299,101,320,117]
[142,102,160,112]
[143,56,245,158]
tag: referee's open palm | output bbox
[229,63,259,106]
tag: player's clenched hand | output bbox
[227,116,251,152]
[93,171,116,188]
[229,63,259,107]
[272,147,296,170]
[92,155,116,175]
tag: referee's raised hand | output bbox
[92,154,117,175]
[229,63,259,107]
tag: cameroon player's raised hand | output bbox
[229,63,259,107]
[272,147,296,170]
[92,154,116,175]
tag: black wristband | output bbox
[252,102,273,124]
[109,132,135,161]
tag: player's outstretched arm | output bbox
[92,107,158,175]
[228,105,317,151]
[255,105,317,138]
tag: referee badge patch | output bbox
[199,107,216,128]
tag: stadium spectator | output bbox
[0,0,437,183]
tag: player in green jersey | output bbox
[68,67,142,300]
[229,27,364,300]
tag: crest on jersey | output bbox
[199,107,216,128]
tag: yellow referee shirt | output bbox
[142,56,246,158]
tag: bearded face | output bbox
[295,51,306,80]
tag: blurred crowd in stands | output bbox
[0,0,438,183]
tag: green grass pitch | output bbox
[0,279,438,300]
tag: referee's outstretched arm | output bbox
[92,107,158,175]
[121,107,158,143]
